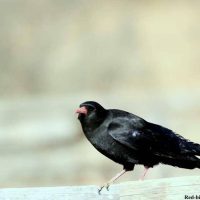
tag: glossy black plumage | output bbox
[77,101,200,183]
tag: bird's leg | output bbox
[139,166,149,180]
[98,169,127,194]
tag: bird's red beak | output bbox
[75,106,88,115]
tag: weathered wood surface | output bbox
[0,176,199,200]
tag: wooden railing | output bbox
[0,176,199,200]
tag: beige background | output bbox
[0,0,200,187]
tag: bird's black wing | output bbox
[108,121,153,152]
[108,111,200,158]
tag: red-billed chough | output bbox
[76,101,200,193]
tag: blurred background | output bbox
[0,0,200,188]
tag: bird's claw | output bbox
[106,183,110,191]
[98,183,110,194]
[98,186,103,195]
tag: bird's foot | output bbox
[98,169,127,194]
[98,182,110,194]
[138,175,145,181]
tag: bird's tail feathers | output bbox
[160,154,200,169]
[194,155,200,167]
[193,143,200,155]
[181,140,200,156]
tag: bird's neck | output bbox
[81,111,108,134]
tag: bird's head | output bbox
[76,101,108,130]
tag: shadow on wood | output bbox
[0,176,199,200]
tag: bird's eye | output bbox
[88,106,96,112]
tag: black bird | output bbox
[76,101,200,193]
